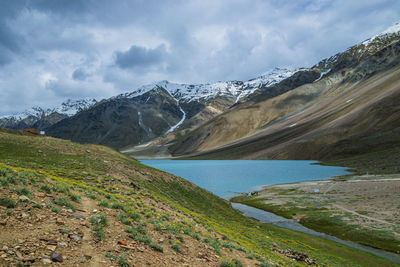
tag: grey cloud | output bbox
[0,1,27,66]
[29,0,90,18]
[72,68,88,81]
[1,0,400,115]
[114,44,167,69]
[0,47,12,66]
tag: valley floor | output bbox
[231,174,400,254]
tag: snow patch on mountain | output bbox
[362,23,400,46]
[55,98,97,116]
[314,69,331,82]
[118,67,300,104]
[164,88,187,134]
[166,105,186,134]
[0,99,97,121]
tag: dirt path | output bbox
[323,182,336,194]
[80,197,103,266]
[331,204,394,225]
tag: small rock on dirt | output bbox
[16,251,23,259]
[59,242,68,247]
[42,258,52,264]
[50,252,63,262]
[70,235,81,242]
[46,245,57,251]
[19,196,29,201]
[47,240,58,245]
[71,214,85,219]
[117,239,127,246]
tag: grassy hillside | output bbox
[0,131,396,266]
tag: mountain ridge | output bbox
[2,23,400,154]
[0,98,97,130]
[171,38,400,161]
[128,22,400,159]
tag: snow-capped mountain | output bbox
[1,68,300,136]
[316,23,400,73]
[0,98,97,130]
[1,98,97,121]
[362,23,400,46]
[43,67,310,149]
[54,98,98,116]
[115,67,299,104]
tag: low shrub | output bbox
[220,258,243,267]
[0,198,16,208]
[90,214,108,240]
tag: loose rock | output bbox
[117,239,127,246]
[50,252,63,262]
[71,214,85,219]
[46,245,57,251]
[70,235,81,242]
[59,242,68,247]
[42,258,52,264]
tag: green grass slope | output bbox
[0,131,396,266]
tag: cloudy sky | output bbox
[0,0,399,116]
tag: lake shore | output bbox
[230,173,400,254]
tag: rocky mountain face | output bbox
[0,99,97,130]
[46,87,184,148]
[315,23,400,74]
[165,25,400,160]
[0,67,299,149]
[126,25,400,157]
[44,68,297,149]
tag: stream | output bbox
[232,202,400,264]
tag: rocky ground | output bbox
[0,176,260,266]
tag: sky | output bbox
[0,0,399,116]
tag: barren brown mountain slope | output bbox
[169,40,400,161]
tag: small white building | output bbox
[40,131,45,135]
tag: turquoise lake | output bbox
[139,160,351,198]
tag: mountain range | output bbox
[0,99,97,130]
[2,23,400,162]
